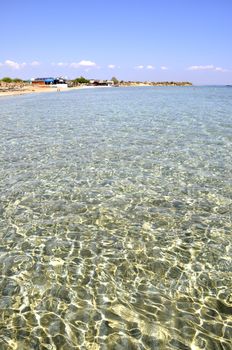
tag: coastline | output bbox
[0,81,193,98]
[0,85,96,97]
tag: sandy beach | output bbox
[0,84,95,97]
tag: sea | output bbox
[0,86,231,350]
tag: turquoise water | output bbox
[0,86,231,349]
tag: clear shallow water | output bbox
[0,86,231,350]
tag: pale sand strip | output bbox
[0,85,96,97]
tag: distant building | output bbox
[89,79,114,86]
[31,77,55,85]
[31,77,67,88]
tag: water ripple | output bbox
[0,87,232,349]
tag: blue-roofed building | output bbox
[32,77,55,85]
[31,77,67,87]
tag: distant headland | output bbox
[118,81,192,87]
[69,77,192,87]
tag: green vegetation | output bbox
[1,77,13,83]
[12,78,23,83]
[0,77,23,83]
[111,76,119,84]
[72,76,90,84]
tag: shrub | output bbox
[1,77,12,83]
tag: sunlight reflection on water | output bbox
[0,87,232,349]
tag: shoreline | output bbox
[0,82,193,98]
[0,85,97,97]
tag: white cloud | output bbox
[135,65,155,70]
[30,61,40,66]
[188,64,228,72]
[161,66,168,70]
[5,60,19,69]
[108,64,116,69]
[79,60,96,67]
[57,62,68,67]
[188,65,214,71]
[215,67,228,72]
[5,60,26,69]
[70,60,97,68]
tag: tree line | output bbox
[0,77,24,83]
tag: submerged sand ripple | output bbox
[0,87,232,349]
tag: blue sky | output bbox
[1,0,232,84]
